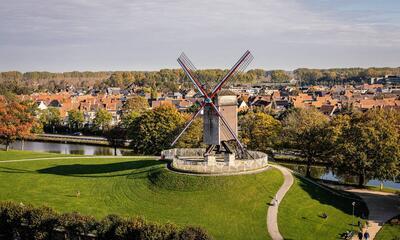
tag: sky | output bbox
[1,0,400,72]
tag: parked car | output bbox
[72,132,83,136]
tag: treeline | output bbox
[0,69,267,95]
[0,71,110,94]
[1,67,400,95]
[0,201,211,240]
[295,67,400,86]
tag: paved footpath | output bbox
[347,188,400,240]
[267,165,294,240]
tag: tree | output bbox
[175,116,203,148]
[93,109,112,131]
[39,107,61,133]
[121,96,150,129]
[123,96,149,113]
[67,110,84,131]
[121,111,141,129]
[128,105,185,154]
[105,126,127,155]
[270,70,290,83]
[0,96,35,150]
[239,112,282,153]
[333,109,400,186]
[282,108,333,177]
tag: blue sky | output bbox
[1,0,399,72]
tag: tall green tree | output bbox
[333,109,400,186]
[121,96,150,128]
[282,108,333,177]
[128,105,185,154]
[239,112,282,153]
[123,96,149,113]
[93,109,113,131]
[67,110,84,131]
[175,117,203,148]
[39,108,61,133]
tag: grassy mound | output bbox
[278,176,368,240]
[148,168,234,191]
[0,151,283,239]
[375,215,400,240]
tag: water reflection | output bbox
[0,140,135,156]
[281,163,400,190]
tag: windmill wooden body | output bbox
[171,51,253,162]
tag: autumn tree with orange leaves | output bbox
[0,96,35,150]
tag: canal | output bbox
[280,162,400,190]
[1,140,135,156]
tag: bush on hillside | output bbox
[0,201,212,240]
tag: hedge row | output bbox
[0,201,212,240]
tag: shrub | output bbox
[58,212,98,238]
[22,206,59,240]
[179,226,212,240]
[0,201,26,238]
[0,201,212,240]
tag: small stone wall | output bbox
[161,148,269,174]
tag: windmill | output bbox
[171,51,253,160]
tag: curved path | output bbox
[347,188,400,240]
[267,165,294,240]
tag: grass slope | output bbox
[278,177,368,240]
[375,216,400,240]
[0,152,283,240]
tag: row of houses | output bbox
[18,82,400,127]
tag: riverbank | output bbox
[275,161,400,192]
[1,140,134,156]
[21,134,131,148]
[26,134,110,146]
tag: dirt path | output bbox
[267,165,294,240]
[347,188,400,239]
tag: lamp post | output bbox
[352,201,356,231]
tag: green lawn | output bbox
[278,176,368,240]
[0,149,71,160]
[0,152,283,240]
[375,217,400,240]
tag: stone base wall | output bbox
[162,148,269,174]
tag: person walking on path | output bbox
[364,231,370,240]
[357,231,363,240]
